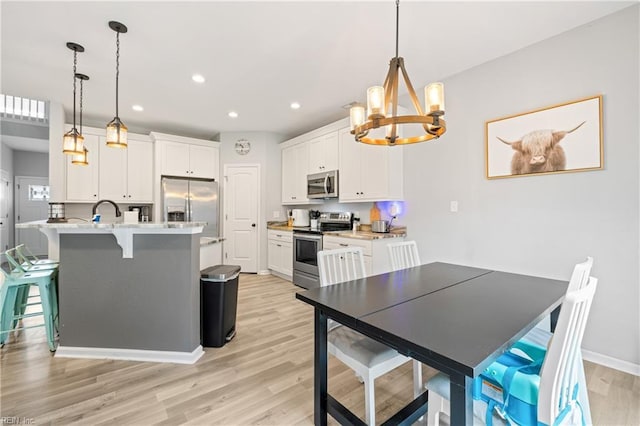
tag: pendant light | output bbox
[62,42,85,155]
[105,21,128,148]
[349,0,446,145]
[72,73,90,166]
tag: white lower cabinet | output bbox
[267,230,293,277]
[322,235,405,276]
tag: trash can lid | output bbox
[201,264,241,281]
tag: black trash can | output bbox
[200,265,241,347]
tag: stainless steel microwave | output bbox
[307,170,338,199]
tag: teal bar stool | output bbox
[0,253,58,351]
[14,244,59,271]
[5,248,59,327]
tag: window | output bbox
[0,94,47,120]
[28,185,50,201]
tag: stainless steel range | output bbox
[292,212,352,289]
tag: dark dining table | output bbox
[295,262,568,426]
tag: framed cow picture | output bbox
[485,95,603,179]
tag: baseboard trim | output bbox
[55,345,204,364]
[257,269,271,276]
[268,270,292,282]
[583,349,640,376]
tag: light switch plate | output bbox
[450,201,458,213]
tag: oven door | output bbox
[293,233,323,275]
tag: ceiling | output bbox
[1,1,633,144]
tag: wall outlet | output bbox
[273,211,280,219]
[450,201,458,213]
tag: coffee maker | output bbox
[128,205,151,222]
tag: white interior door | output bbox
[223,164,259,272]
[15,176,49,256]
[0,172,11,251]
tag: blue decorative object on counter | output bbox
[92,214,101,223]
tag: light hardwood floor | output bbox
[1,273,638,425]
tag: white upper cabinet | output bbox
[158,140,218,179]
[282,142,310,204]
[99,138,153,202]
[308,131,339,173]
[338,127,403,202]
[66,134,99,202]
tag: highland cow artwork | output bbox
[486,96,603,179]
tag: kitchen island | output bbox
[16,221,207,364]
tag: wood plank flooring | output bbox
[1,273,638,425]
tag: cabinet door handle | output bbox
[339,243,349,247]
[277,244,282,247]
[128,195,131,198]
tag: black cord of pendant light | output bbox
[72,50,77,138]
[79,77,83,133]
[115,30,120,119]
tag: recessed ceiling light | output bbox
[228,111,238,118]
[290,102,301,110]
[192,74,205,83]
[132,105,144,112]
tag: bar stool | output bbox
[15,244,59,271]
[0,254,58,351]
[5,248,59,326]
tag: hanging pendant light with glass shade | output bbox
[349,0,446,146]
[62,42,85,155]
[105,21,128,149]
[72,73,90,166]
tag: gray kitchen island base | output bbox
[14,221,210,364]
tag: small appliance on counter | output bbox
[47,202,67,223]
[291,209,310,227]
[371,216,396,233]
[128,205,151,222]
[309,210,321,229]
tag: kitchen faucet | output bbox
[91,200,122,217]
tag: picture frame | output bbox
[485,95,603,179]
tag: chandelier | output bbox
[350,0,446,146]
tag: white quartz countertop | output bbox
[16,220,207,230]
[18,220,207,258]
[200,237,224,246]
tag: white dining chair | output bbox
[387,240,423,398]
[425,274,598,426]
[387,240,421,271]
[514,256,593,425]
[318,247,420,426]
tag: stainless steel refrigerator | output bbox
[161,176,219,238]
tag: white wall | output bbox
[401,6,639,372]
[14,150,48,177]
[219,131,284,272]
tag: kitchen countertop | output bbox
[200,236,224,246]
[17,220,207,230]
[266,221,407,240]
